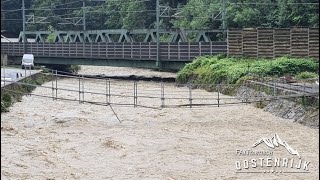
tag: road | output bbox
[1,67,40,87]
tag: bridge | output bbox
[17,29,224,43]
[1,28,318,70]
[2,29,227,70]
[1,41,227,70]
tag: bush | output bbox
[176,56,319,85]
[1,93,12,112]
[69,65,81,73]
[1,101,9,112]
[44,64,81,74]
[296,72,319,80]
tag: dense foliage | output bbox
[176,56,319,84]
[1,0,319,37]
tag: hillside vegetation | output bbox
[176,56,319,85]
[2,0,319,37]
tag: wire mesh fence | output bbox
[1,67,318,110]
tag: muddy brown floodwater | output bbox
[1,66,319,180]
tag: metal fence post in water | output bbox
[52,70,54,100]
[258,83,262,105]
[108,79,111,103]
[29,66,31,80]
[289,83,292,95]
[136,81,138,107]
[106,78,109,105]
[78,75,81,104]
[273,81,276,97]
[133,81,137,107]
[82,75,84,104]
[188,82,192,108]
[55,70,58,100]
[24,67,27,81]
[23,67,28,94]
[3,64,6,88]
[245,81,248,105]
[217,84,220,107]
[133,81,135,107]
[161,82,165,108]
[27,66,32,96]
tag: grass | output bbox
[177,56,319,85]
[296,72,319,80]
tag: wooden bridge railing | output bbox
[1,42,227,61]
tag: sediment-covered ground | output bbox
[1,66,319,179]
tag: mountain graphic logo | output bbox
[253,133,300,158]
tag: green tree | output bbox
[46,25,55,42]
[122,0,147,29]
[1,0,319,37]
[173,0,222,29]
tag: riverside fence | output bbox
[1,68,318,111]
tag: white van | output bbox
[21,54,34,69]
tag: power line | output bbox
[2,1,318,12]
[2,7,155,13]
[28,0,149,10]
[2,0,318,29]
[25,7,156,12]
[102,0,151,2]
[3,1,317,13]
[26,7,82,11]
[1,9,22,13]
[31,0,83,10]
[1,19,23,21]
[229,2,319,5]
[87,9,156,13]
[35,13,80,19]
[173,2,318,11]
[1,0,12,4]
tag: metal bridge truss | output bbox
[18,29,225,43]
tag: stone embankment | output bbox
[236,85,319,128]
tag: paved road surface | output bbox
[1,67,40,87]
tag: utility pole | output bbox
[22,0,26,53]
[82,0,86,31]
[156,0,160,69]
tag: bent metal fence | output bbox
[1,69,318,111]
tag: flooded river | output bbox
[1,66,319,179]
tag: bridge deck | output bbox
[1,42,227,70]
[1,42,227,61]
